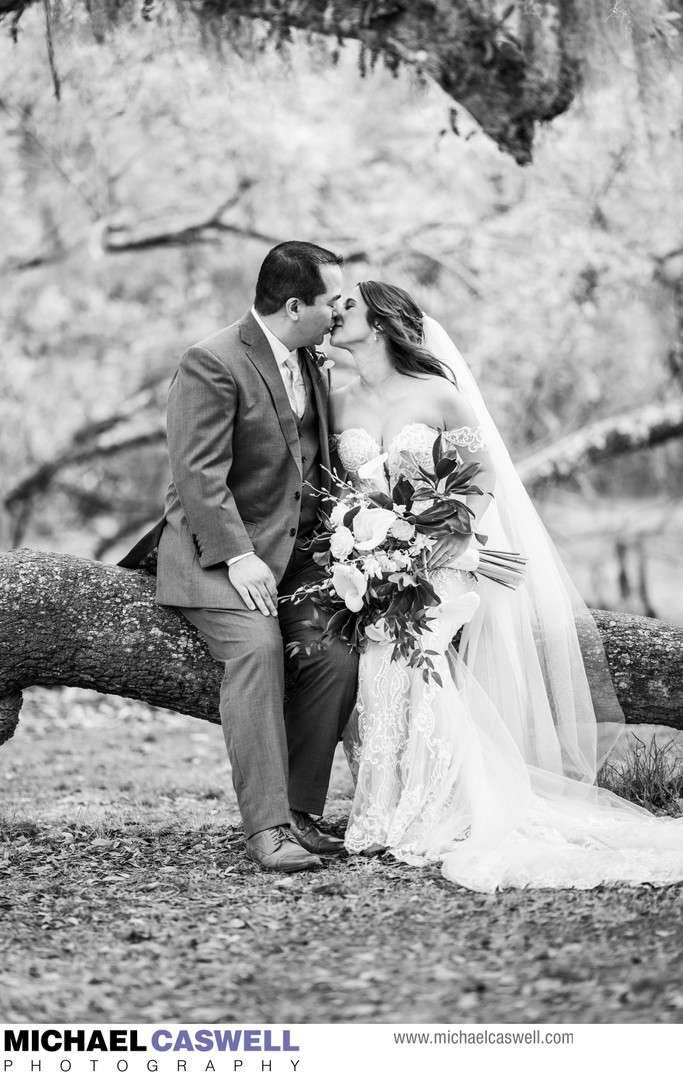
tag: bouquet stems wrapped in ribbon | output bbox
[283,433,527,680]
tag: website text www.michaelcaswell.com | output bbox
[393,1029,573,1046]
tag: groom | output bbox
[121,241,358,872]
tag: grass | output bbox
[1,687,683,1025]
[599,734,683,816]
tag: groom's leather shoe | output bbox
[246,826,322,872]
[290,810,345,855]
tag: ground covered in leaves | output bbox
[1,689,683,1024]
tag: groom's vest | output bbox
[294,357,322,542]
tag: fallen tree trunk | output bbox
[0,548,221,746]
[1,548,682,748]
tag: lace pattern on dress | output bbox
[443,426,488,453]
[329,429,380,474]
[344,570,481,858]
[332,423,488,486]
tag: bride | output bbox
[328,280,683,893]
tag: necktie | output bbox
[284,353,306,419]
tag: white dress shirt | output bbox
[251,306,306,417]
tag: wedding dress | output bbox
[332,417,683,893]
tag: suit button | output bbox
[294,491,301,500]
[289,528,296,537]
[301,455,307,462]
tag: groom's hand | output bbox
[228,556,278,616]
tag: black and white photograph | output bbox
[1,0,683,1059]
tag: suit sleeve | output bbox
[167,344,254,568]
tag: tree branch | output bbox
[4,383,167,517]
[1,551,681,750]
[99,181,278,254]
[0,0,588,163]
[517,399,683,495]
[1,185,268,274]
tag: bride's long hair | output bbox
[358,281,456,384]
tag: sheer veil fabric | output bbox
[340,317,683,892]
[422,315,625,779]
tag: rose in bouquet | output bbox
[284,433,526,682]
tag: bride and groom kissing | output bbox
[121,240,683,892]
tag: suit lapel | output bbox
[301,348,331,492]
[241,312,302,476]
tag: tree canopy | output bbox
[2,0,683,162]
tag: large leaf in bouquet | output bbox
[367,577,400,602]
[443,502,477,534]
[324,607,356,639]
[367,490,394,510]
[342,503,361,528]
[431,433,444,471]
[414,500,474,534]
[383,588,415,620]
[413,501,455,524]
[391,473,415,509]
[435,454,462,480]
[383,576,440,620]
[411,577,441,610]
[443,460,485,495]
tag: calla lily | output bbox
[352,507,398,550]
[357,452,390,495]
[331,563,368,612]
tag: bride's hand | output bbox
[427,533,473,570]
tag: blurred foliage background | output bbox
[1,4,683,621]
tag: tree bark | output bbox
[1,548,682,748]
[0,548,221,746]
[0,0,585,164]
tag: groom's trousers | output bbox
[181,549,358,838]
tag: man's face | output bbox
[293,265,343,348]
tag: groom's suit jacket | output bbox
[126,310,332,610]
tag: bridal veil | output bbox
[422,315,626,785]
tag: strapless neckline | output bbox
[332,422,439,456]
[332,423,489,489]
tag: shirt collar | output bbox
[251,306,295,367]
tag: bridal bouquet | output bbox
[284,434,526,680]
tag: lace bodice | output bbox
[331,422,488,487]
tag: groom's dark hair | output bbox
[254,241,343,315]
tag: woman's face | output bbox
[329,286,375,350]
